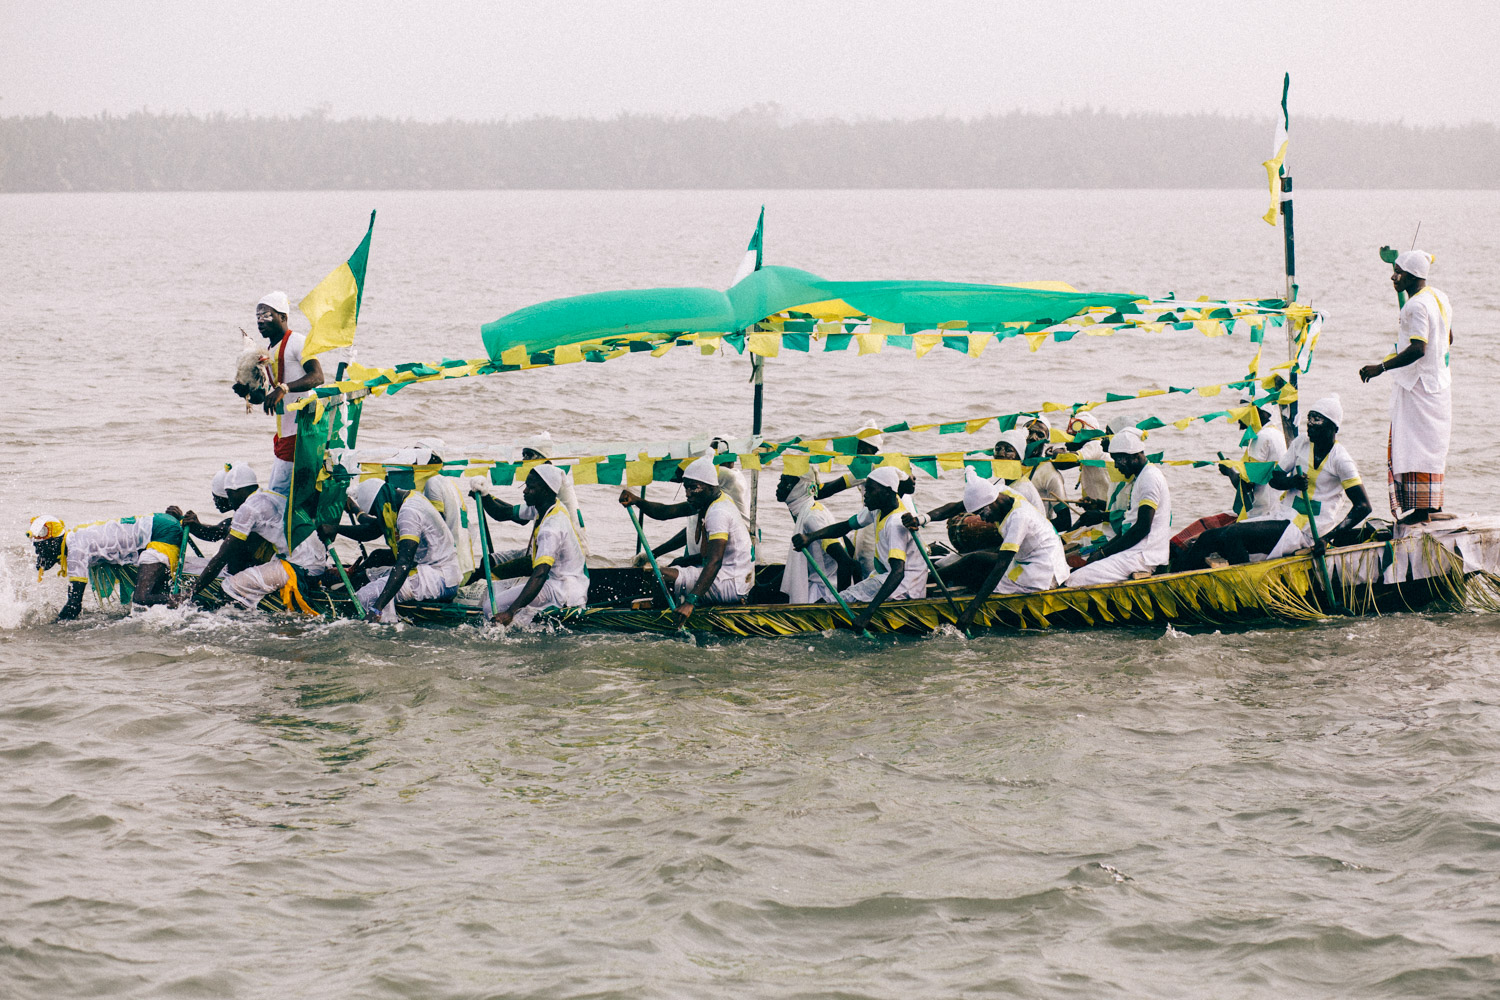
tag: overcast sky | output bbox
[4,0,1497,125]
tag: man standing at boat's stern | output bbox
[1359,250,1453,524]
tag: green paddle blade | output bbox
[1379,245,1398,264]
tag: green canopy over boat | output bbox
[480,265,1144,363]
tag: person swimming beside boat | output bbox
[620,454,755,625]
[180,463,333,612]
[469,465,589,626]
[793,467,927,631]
[777,472,860,603]
[30,509,187,619]
[1177,396,1371,569]
[928,471,1070,629]
[341,476,462,622]
[1065,429,1173,587]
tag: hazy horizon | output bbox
[4,1,1498,127]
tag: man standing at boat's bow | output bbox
[254,292,325,495]
[1359,250,1453,524]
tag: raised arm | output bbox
[619,489,694,521]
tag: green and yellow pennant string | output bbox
[286,299,1320,415]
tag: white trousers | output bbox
[672,565,748,605]
[1065,547,1155,588]
[479,578,583,624]
[222,559,295,609]
[356,565,457,623]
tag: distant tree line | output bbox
[2,107,1496,191]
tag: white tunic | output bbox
[781,498,840,604]
[272,332,309,439]
[423,473,476,578]
[64,518,153,581]
[994,495,1070,593]
[395,492,462,589]
[1242,424,1288,521]
[686,494,754,598]
[525,501,590,608]
[1065,464,1172,587]
[1269,437,1362,556]
[1390,287,1453,475]
[229,489,328,572]
[841,506,927,602]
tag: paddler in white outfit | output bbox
[620,454,755,627]
[473,465,589,626]
[520,432,590,558]
[180,463,332,613]
[776,471,860,603]
[344,477,462,622]
[939,469,1070,630]
[1359,249,1454,523]
[993,430,1047,517]
[794,467,927,631]
[1065,429,1173,587]
[815,424,887,575]
[254,292,325,496]
[30,509,187,619]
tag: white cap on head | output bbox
[210,467,229,498]
[996,429,1029,459]
[682,454,719,486]
[28,515,65,540]
[963,468,1002,513]
[222,461,259,491]
[521,431,554,459]
[1108,428,1146,455]
[414,438,447,463]
[256,291,291,318]
[354,477,386,514]
[1026,414,1051,433]
[1394,250,1432,279]
[1067,411,1100,432]
[530,463,564,494]
[1308,394,1344,428]
[866,466,902,491]
[857,423,883,451]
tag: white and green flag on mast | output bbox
[1261,74,1290,226]
[732,206,765,284]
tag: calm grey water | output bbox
[3,189,1499,998]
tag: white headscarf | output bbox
[783,473,818,519]
[866,466,901,492]
[683,455,719,486]
[1394,250,1432,279]
[1108,429,1146,455]
[256,291,292,318]
[962,468,1002,513]
[531,463,564,494]
[521,431,555,459]
[29,515,65,540]
[995,429,1029,460]
[857,423,883,451]
[1067,411,1100,433]
[353,477,386,514]
[223,461,259,491]
[1308,394,1343,428]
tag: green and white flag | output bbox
[1262,74,1290,226]
[731,206,764,285]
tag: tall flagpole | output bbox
[738,207,766,553]
[1267,73,1300,433]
